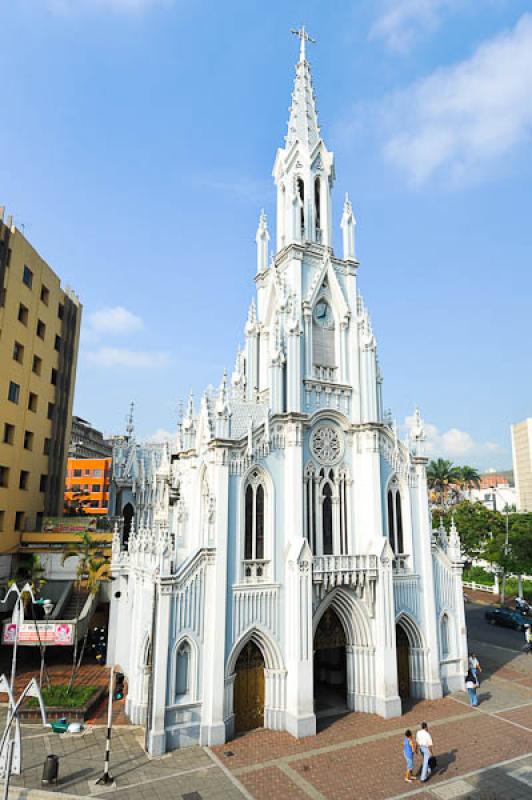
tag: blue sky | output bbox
[1,0,531,470]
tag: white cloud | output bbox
[404,415,501,461]
[370,0,459,53]
[382,13,532,183]
[43,0,172,14]
[85,346,170,368]
[87,306,144,336]
[147,428,175,444]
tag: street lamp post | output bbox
[491,486,511,605]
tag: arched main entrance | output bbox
[396,623,410,700]
[234,641,265,733]
[313,606,347,716]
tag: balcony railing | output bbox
[242,559,270,584]
[312,554,378,590]
[392,555,411,574]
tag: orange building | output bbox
[64,457,111,515]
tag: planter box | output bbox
[20,685,106,721]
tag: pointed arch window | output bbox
[175,641,190,700]
[440,614,450,659]
[314,177,321,241]
[297,177,305,237]
[304,463,349,556]
[387,478,404,555]
[243,470,268,582]
[322,482,333,554]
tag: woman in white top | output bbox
[465,670,479,707]
[415,722,433,782]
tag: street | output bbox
[466,601,528,653]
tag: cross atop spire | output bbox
[291,25,316,63]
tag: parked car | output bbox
[484,607,530,631]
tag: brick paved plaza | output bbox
[2,630,531,799]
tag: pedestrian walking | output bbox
[468,653,482,684]
[524,624,532,654]
[403,729,417,783]
[465,669,479,706]
[415,722,434,782]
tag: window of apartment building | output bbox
[0,510,4,532]
[93,469,103,477]
[54,334,61,352]
[18,303,29,325]
[8,381,20,404]
[0,466,10,488]
[19,470,29,490]
[3,423,15,445]
[39,474,47,493]
[40,284,49,305]
[51,368,58,386]
[28,392,38,413]
[15,511,24,531]
[32,355,42,375]
[90,500,100,508]
[58,302,64,320]
[12,340,24,364]
[84,469,90,476]
[36,511,43,531]
[47,402,55,421]
[23,430,34,451]
[73,469,82,477]
[36,319,46,340]
[43,438,51,456]
[91,484,100,492]
[22,265,33,288]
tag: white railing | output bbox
[462,580,496,594]
[242,560,270,584]
[312,554,378,590]
[313,365,337,381]
[393,555,410,574]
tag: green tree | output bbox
[427,459,462,508]
[456,465,481,495]
[62,531,109,690]
[433,501,505,562]
[8,554,45,610]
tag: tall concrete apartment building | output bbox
[0,208,81,575]
[511,418,532,512]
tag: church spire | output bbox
[287,26,320,153]
[273,28,335,252]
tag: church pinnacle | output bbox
[286,26,320,152]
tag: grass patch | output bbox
[463,566,495,586]
[26,684,99,709]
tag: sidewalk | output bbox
[1,638,531,798]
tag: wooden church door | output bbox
[234,641,265,733]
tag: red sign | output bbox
[2,622,74,646]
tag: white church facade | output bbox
[108,31,468,756]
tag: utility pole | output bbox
[96,666,115,786]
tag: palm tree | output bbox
[62,531,109,690]
[456,465,481,498]
[426,459,462,508]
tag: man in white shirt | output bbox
[415,722,433,782]
[525,625,532,654]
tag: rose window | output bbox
[310,425,344,465]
